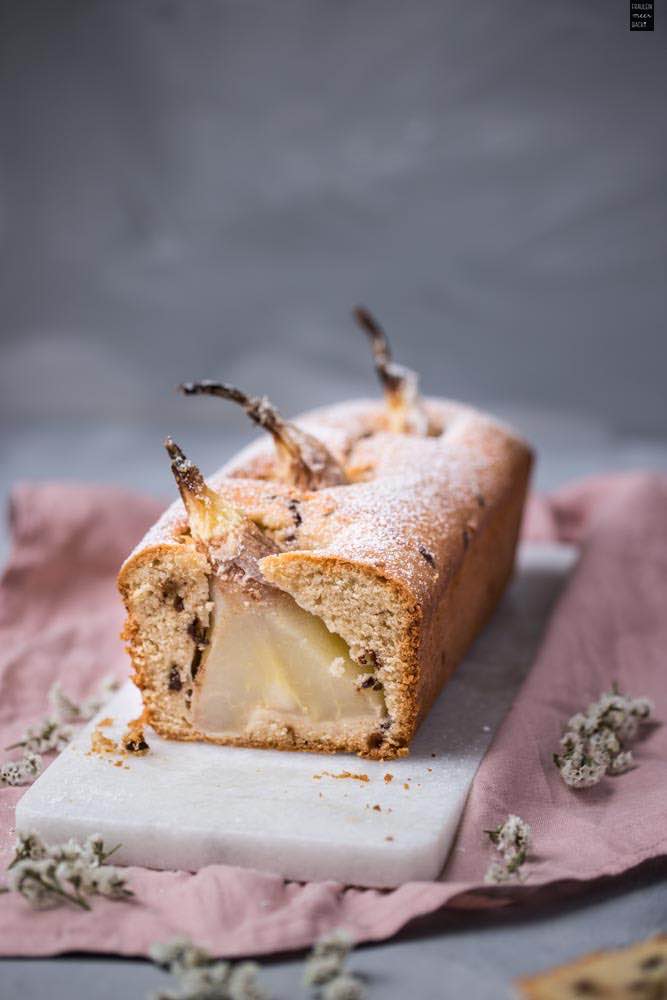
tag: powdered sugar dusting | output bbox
[122,398,531,611]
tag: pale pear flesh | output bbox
[190,582,385,737]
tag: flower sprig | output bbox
[304,930,365,999]
[554,685,653,789]
[149,938,267,1000]
[48,676,120,725]
[2,675,121,788]
[0,752,43,787]
[484,814,532,885]
[148,930,365,1000]
[6,675,120,754]
[5,718,73,757]
[5,830,131,910]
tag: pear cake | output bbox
[118,310,533,759]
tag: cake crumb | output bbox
[385,836,394,842]
[403,783,410,790]
[313,770,369,783]
[120,712,151,756]
[97,717,113,728]
[383,773,393,783]
[372,804,381,812]
[90,728,116,756]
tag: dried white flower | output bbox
[6,831,130,910]
[484,860,514,885]
[48,683,84,725]
[304,928,354,986]
[48,675,121,724]
[304,953,345,987]
[12,831,47,864]
[2,675,121,789]
[587,727,621,759]
[149,939,267,1000]
[608,750,634,774]
[565,712,590,736]
[556,755,606,789]
[150,938,215,972]
[148,929,366,1000]
[227,961,266,1000]
[0,752,43,786]
[554,685,653,788]
[629,696,653,720]
[8,861,61,908]
[321,974,366,1000]
[6,718,73,755]
[484,814,531,883]
[90,865,132,899]
[82,832,112,866]
[148,929,365,1000]
[302,928,363,999]
[311,929,353,962]
[491,814,531,859]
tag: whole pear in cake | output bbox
[118,310,533,759]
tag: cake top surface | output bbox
[123,397,532,609]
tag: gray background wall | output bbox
[0,0,665,501]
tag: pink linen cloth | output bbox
[0,474,665,957]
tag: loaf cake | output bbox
[118,310,533,759]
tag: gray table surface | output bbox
[1,420,666,999]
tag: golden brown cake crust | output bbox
[118,397,533,758]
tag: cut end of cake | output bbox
[119,539,400,758]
